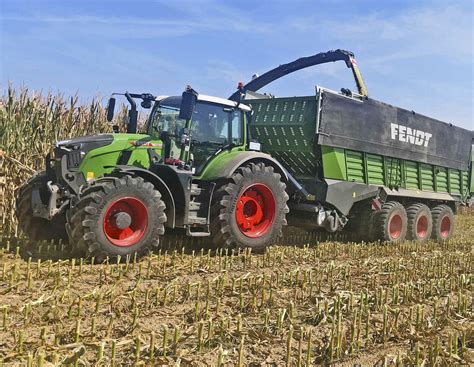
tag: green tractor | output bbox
[16,49,473,260]
[16,86,290,260]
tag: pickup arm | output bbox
[229,49,368,101]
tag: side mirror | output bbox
[141,99,152,109]
[106,97,116,122]
[179,87,198,120]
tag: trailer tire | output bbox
[345,203,377,242]
[406,203,432,242]
[209,162,289,251]
[15,171,68,242]
[431,204,454,242]
[376,201,407,243]
[66,175,166,261]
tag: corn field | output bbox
[0,215,472,365]
[0,86,473,365]
[0,86,131,236]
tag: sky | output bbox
[0,0,473,130]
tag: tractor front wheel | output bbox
[66,175,166,261]
[15,171,68,242]
[210,163,289,251]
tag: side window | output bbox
[231,111,242,144]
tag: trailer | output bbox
[234,50,473,242]
[15,50,473,260]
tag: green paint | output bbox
[320,145,470,198]
[321,146,346,180]
[79,133,162,179]
[195,146,247,181]
[345,150,364,183]
[366,153,384,185]
[404,161,419,190]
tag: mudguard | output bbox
[219,151,289,182]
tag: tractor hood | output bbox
[54,134,115,172]
[56,134,114,152]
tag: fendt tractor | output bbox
[16,50,474,260]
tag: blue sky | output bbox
[0,0,472,129]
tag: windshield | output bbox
[148,97,242,145]
[191,102,242,145]
[148,97,186,137]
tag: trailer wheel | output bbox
[15,171,68,242]
[406,203,432,241]
[376,201,407,242]
[210,162,289,251]
[431,204,454,241]
[345,203,377,242]
[66,175,166,261]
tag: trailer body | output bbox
[245,88,473,218]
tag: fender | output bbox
[114,165,176,228]
[219,151,289,181]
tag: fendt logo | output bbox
[390,123,432,147]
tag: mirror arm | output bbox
[125,92,138,134]
[125,92,137,109]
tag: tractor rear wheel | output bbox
[406,203,432,241]
[15,171,68,242]
[376,201,407,243]
[431,204,454,241]
[210,163,289,251]
[66,175,166,261]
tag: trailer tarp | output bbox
[318,91,473,171]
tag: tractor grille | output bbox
[54,147,83,169]
[66,151,83,169]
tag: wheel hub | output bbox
[103,197,148,247]
[389,214,402,240]
[235,184,276,238]
[113,212,132,229]
[416,215,429,238]
[440,216,451,239]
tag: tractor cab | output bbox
[147,94,249,174]
[106,88,250,175]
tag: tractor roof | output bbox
[156,94,251,112]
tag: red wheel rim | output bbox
[440,216,451,239]
[235,184,276,238]
[103,197,148,247]
[389,213,403,240]
[416,215,429,239]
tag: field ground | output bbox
[0,214,472,366]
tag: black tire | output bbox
[209,162,289,251]
[345,202,377,242]
[66,175,166,261]
[376,201,408,242]
[15,171,68,242]
[431,204,454,242]
[406,203,432,241]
